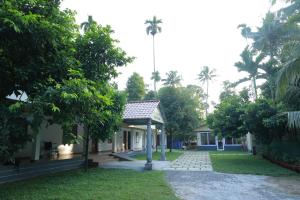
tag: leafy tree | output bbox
[241,99,285,145]
[0,1,132,165]
[207,95,246,139]
[0,0,77,99]
[234,47,266,99]
[158,86,203,151]
[162,70,182,87]
[144,90,156,100]
[0,103,30,163]
[198,66,216,117]
[76,23,132,83]
[145,16,162,94]
[219,81,235,101]
[126,72,146,101]
[0,0,78,162]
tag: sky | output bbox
[61,0,284,105]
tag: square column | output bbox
[160,124,166,161]
[32,133,41,161]
[145,118,152,170]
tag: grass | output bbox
[210,151,298,176]
[134,150,183,161]
[0,168,178,200]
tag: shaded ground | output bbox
[166,171,300,200]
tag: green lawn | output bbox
[0,169,178,200]
[135,150,183,161]
[210,151,298,176]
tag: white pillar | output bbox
[215,136,218,146]
[112,132,117,152]
[160,124,166,161]
[145,119,152,170]
[246,132,253,152]
[206,132,209,145]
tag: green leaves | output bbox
[126,72,146,101]
[145,16,162,36]
[0,2,131,160]
[158,85,203,138]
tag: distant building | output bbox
[194,125,243,151]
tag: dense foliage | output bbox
[0,0,132,163]
[209,0,300,164]
[126,72,146,101]
[158,85,204,150]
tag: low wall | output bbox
[197,145,217,151]
[224,145,242,151]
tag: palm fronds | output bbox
[276,57,300,99]
[288,111,300,128]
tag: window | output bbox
[209,134,216,145]
[201,133,208,145]
[225,137,241,145]
[200,132,215,145]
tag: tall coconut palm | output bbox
[198,66,216,117]
[162,70,182,87]
[145,16,162,95]
[276,58,300,128]
[234,46,267,100]
[80,15,95,32]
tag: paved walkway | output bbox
[167,151,213,171]
[166,171,300,200]
[100,151,213,171]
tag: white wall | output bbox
[16,122,89,159]
[98,139,112,152]
[113,126,148,152]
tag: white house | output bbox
[195,125,244,151]
[15,100,167,165]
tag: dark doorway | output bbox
[218,141,223,150]
[123,131,127,150]
[128,131,131,150]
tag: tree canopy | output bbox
[158,85,204,150]
[126,72,146,101]
[0,0,132,163]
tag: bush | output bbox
[263,140,300,165]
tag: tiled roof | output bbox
[123,100,160,120]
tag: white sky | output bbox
[61,0,285,104]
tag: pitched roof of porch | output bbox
[123,100,165,125]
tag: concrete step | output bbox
[110,153,136,161]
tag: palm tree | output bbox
[234,46,267,100]
[80,15,95,32]
[198,66,216,117]
[276,58,300,128]
[145,16,162,95]
[151,71,161,83]
[162,71,182,87]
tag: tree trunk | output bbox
[152,35,157,96]
[252,76,258,101]
[84,126,90,172]
[169,131,173,152]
